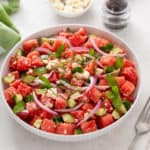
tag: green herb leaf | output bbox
[55,44,65,58]
[106,75,123,109]
[101,43,113,52]
[106,74,118,87]
[89,48,95,56]
[123,101,132,110]
[53,116,63,123]
[74,128,83,135]
[39,76,52,89]
[105,66,114,73]
[72,67,83,74]
[111,47,120,54]
[22,75,35,84]
[33,67,47,76]
[115,57,123,69]
[24,94,33,102]
[13,101,25,113]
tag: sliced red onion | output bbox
[67,47,89,54]
[55,36,72,47]
[54,102,84,113]
[95,85,110,90]
[90,38,107,56]
[90,38,126,57]
[47,71,54,79]
[111,53,127,57]
[56,80,86,91]
[96,60,105,69]
[33,91,58,116]
[35,47,51,54]
[85,76,97,93]
[77,100,102,126]
[29,78,42,86]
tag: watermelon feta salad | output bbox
[3,27,138,135]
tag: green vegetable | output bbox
[40,37,54,45]
[111,47,121,54]
[16,48,23,56]
[39,76,52,89]
[68,99,77,108]
[112,110,120,120]
[81,57,91,65]
[123,101,132,110]
[74,128,83,135]
[3,74,14,83]
[89,48,95,56]
[13,101,25,113]
[0,3,19,32]
[53,116,63,123]
[105,66,114,73]
[74,55,83,62]
[0,22,20,51]
[1,0,20,15]
[24,94,33,102]
[33,67,47,76]
[107,86,122,109]
[35,89,47,95]
[62,113,75,123]
[101,43,113,52]
[117,104,127,114]
[95,108,106,116]
[13,94,23,103]
[106,74,118,87]
[115,57,123,69]
[22,75,35,84]
[106,75,126,114]
[55,44,64,58]
[72,67,83,74]
[33,119,43,129]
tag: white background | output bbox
[0,0,150,149]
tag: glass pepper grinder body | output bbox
[102,0,130,29]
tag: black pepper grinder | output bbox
[102,0,130,29]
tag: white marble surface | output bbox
[0,0,150,149]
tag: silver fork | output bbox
[128,96,150,150]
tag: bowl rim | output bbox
[49,0,94,18]
[0,24,141,142]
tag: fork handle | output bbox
[128,134,140,150]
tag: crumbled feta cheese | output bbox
[50,0,91,13]
[74,54,83,62]
[72,62,81,68]
[74,70,90,80]
[46,88,57,99]
[33,119,43,129]
[43,59,49,64]
[46,59,59,70]
[95,68,103,76]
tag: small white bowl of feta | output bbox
[49,0,93,18]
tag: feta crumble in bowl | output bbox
[0,24,141,142]
[49,0,94,18]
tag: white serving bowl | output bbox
[49,0,94,18]
[0,24,141,142]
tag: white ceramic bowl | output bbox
[49,0,93,18]
[0,24,141,142]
